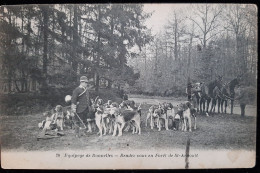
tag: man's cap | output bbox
[80,76,89,82]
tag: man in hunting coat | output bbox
[71,76,92,137]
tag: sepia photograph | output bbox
[0,3,257,169]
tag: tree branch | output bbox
[189,17,204,33]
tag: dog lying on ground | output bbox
[176,101,197,132]
[39,105,67,131]
[109,106,141,136]
[52,105,65,131]
[38,111,56,130]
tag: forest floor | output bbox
[0,95,256,151]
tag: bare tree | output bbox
[189,4,223,50]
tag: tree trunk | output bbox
[72,5,79,73]
[95,5,102,92]
[42,6,49,91]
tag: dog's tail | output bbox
[94,96,99,105]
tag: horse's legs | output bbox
[213,99,216,113]
[217,98,221,113]
[196,97,200,112]
[230,100,234,114]
[221,100,224,113]
[224,100,227,114]
[210,98,216,113]
[206,98,211,114]
[210,99,214,113]
[202,99,205,113]
[199,99,203,113]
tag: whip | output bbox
[73,112,87,130]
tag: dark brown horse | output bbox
[210,85,223,113]
[199,77,223,115]
[220,77,241,114]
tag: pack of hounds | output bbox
[38,96,197,137]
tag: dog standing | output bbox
[164,102,175,130]
[95,99,111,136]
[145,105,156,128]
[95,99,120,137]
[176,101,197,132]
[110,106,141,137]
[153,103,169,131]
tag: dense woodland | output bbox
[129,4,257,96]
[0,4,257,99]
[0,4,151,95]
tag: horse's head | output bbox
[230,76,241,89]
[235,74,244,86]
[215,78,223,89]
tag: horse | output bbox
[220,77,241,114]
[210,85,224,114]
[199,77,222,115]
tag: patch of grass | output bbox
[0,102,256,151]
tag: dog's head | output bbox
[185,101,193,109]
[159,103,168,113]
[148,105,155,113]
[96,105,104,113]
[178,101,193,111]
[154,107,164,116]
[90,98,95,105]
[164,102,173,110]
[107,100,112,105]
[97,98,104,106]
[109,107,121,117]
[55,105,63,113]
[38,120,46,129]
[119,101,127,109]
[111,102,119,108]
[121,100,135,108]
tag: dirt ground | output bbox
[0,95,256,151]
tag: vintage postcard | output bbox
[0,3,257,169]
